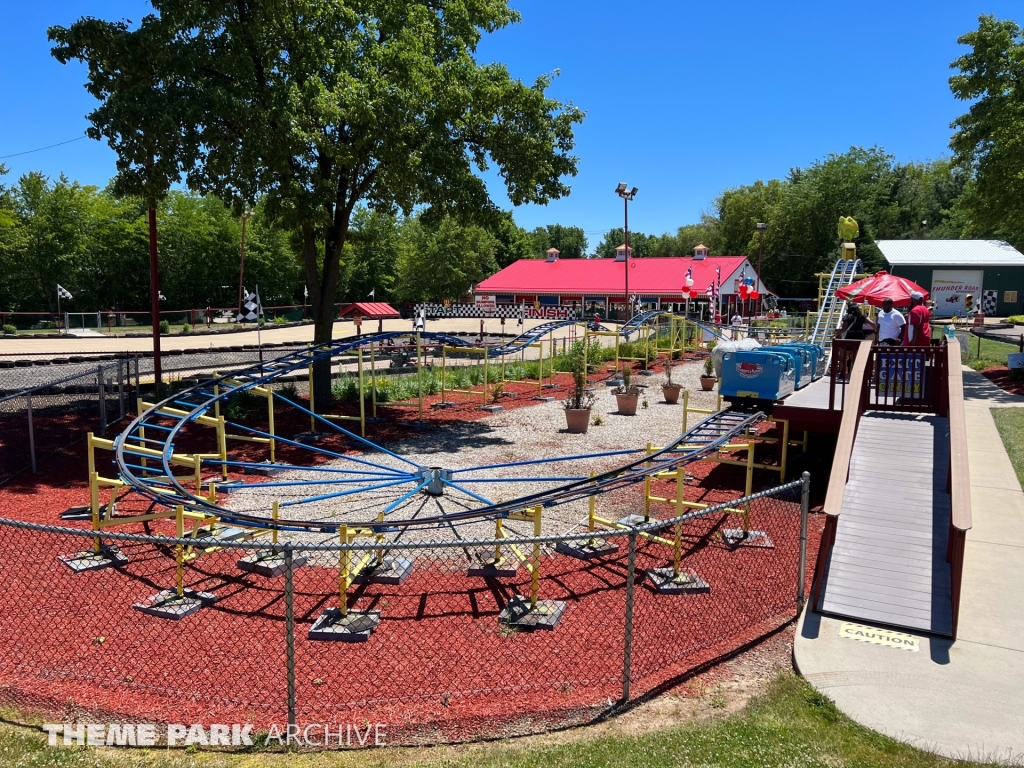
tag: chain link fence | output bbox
[0,477,813,745]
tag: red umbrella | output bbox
[835,270,928,307]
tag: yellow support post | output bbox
[416,333,423,422]
[175,505,185,598]
[673,470,684,577]
[531,505,542,610]
[357,348,366,438]
[779,418,790,479]
[682,389,689,433]
[218,415,228,481]
[375,511,385,566]
[370,340,377,419]
[493,517,504,566]
[483,345,488,406]
[643,442,653,521]
[441,345,447,404]
[267,389,276,463]
[339,524,349,617]
[135,399,147,471]
[193,453,202,495]
[272,500,279,545]
[208,481,217,504]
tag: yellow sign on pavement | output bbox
[839,622,920,652]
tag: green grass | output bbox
[0,674,993,767]
[992,407,1024,490]
[962,334,1018,371]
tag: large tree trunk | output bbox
[302,222,345,414]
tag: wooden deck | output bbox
[772,376,844,433]
[816,412,954,636]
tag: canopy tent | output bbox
[836,271,928,307]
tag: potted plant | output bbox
[700,352,716,391]
[662,363,682,404]
[613,366,641,415]
[564,353,595,433]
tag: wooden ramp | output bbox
[817,412,954,636]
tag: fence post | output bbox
[798,471,810,608]
[621,530,636,704]
[284,544,297,728]
[117,359,125,420]
[98,367,107,437]
[26,393,37,474]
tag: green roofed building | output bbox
[875,240,1024,319]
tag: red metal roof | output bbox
[476,256,755,297]
[339,302,400,318]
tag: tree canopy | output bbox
[51,0,583,406]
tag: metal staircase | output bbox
[810,258,861,355]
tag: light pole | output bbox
[615,183,638,321]
[755,222,768,316]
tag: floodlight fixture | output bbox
[615,182,627,195]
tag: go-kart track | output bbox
[0,317,822,744]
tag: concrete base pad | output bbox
[542,383,559,389]
[556,538,620,560]
[185,526,248,545]
[499,596,566,630]
[618,514,651,527]
[294,431,330,444]
[606,379,624,387]
[133,589,217,619]
[60,505,95,521]
[308,609,381,642]
[431,401,456,409]
[532,396,556,402]
[60,545,129,572]
[245,462,286,476]
[467,556,520,578]
[237,551,308,577]
[352,557,413,585]
[645,567,711,594]
[721,528,774,549]
[480,405,504,412]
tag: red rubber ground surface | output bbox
[0,365,825,744]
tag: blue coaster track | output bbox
[112,331,762,533]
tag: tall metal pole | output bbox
[798,471,810,608]
[148,203,162,388]
[757,231,765,316]
[624,196,630,321]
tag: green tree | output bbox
[949,15,1024,237]
[394,215,498,302]
[51,1,583,408]
[594,228,654,258]
[492,213,534,268]
[344,208,402,303]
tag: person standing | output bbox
[730,311,743,340]
[876,297,905,346]
[903,291,931,346]
[839,302,867,340]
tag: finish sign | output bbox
[839,622,919,652]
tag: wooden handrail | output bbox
[946,339,972,533]
[823,341,872,518]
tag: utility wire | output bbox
[0,135,88,160]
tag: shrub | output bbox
[2,324,16,335]
[159,319,171,335]
[181,323,191,334]
[274,316,288,325]
[1007,315,1024,325]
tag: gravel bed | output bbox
[225,361,723,562]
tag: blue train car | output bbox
[719,350,797,402]
[767,346,812,389]
[783,342,826,380]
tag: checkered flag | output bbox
[236,287,263,323]
[57,284,73,300]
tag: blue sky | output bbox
[1,1,1020,245]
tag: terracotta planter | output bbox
[615,393,639,415]
[700,376,716,392]
[662,385,681,404]
[564,408,591,434]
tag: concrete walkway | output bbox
[794,367,1024,764]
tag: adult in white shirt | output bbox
[730,312,743,340]
[876,296,905,345]
[779,308,788,319]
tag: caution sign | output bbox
[839,622,919,652]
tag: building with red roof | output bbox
[475,245,769,320]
